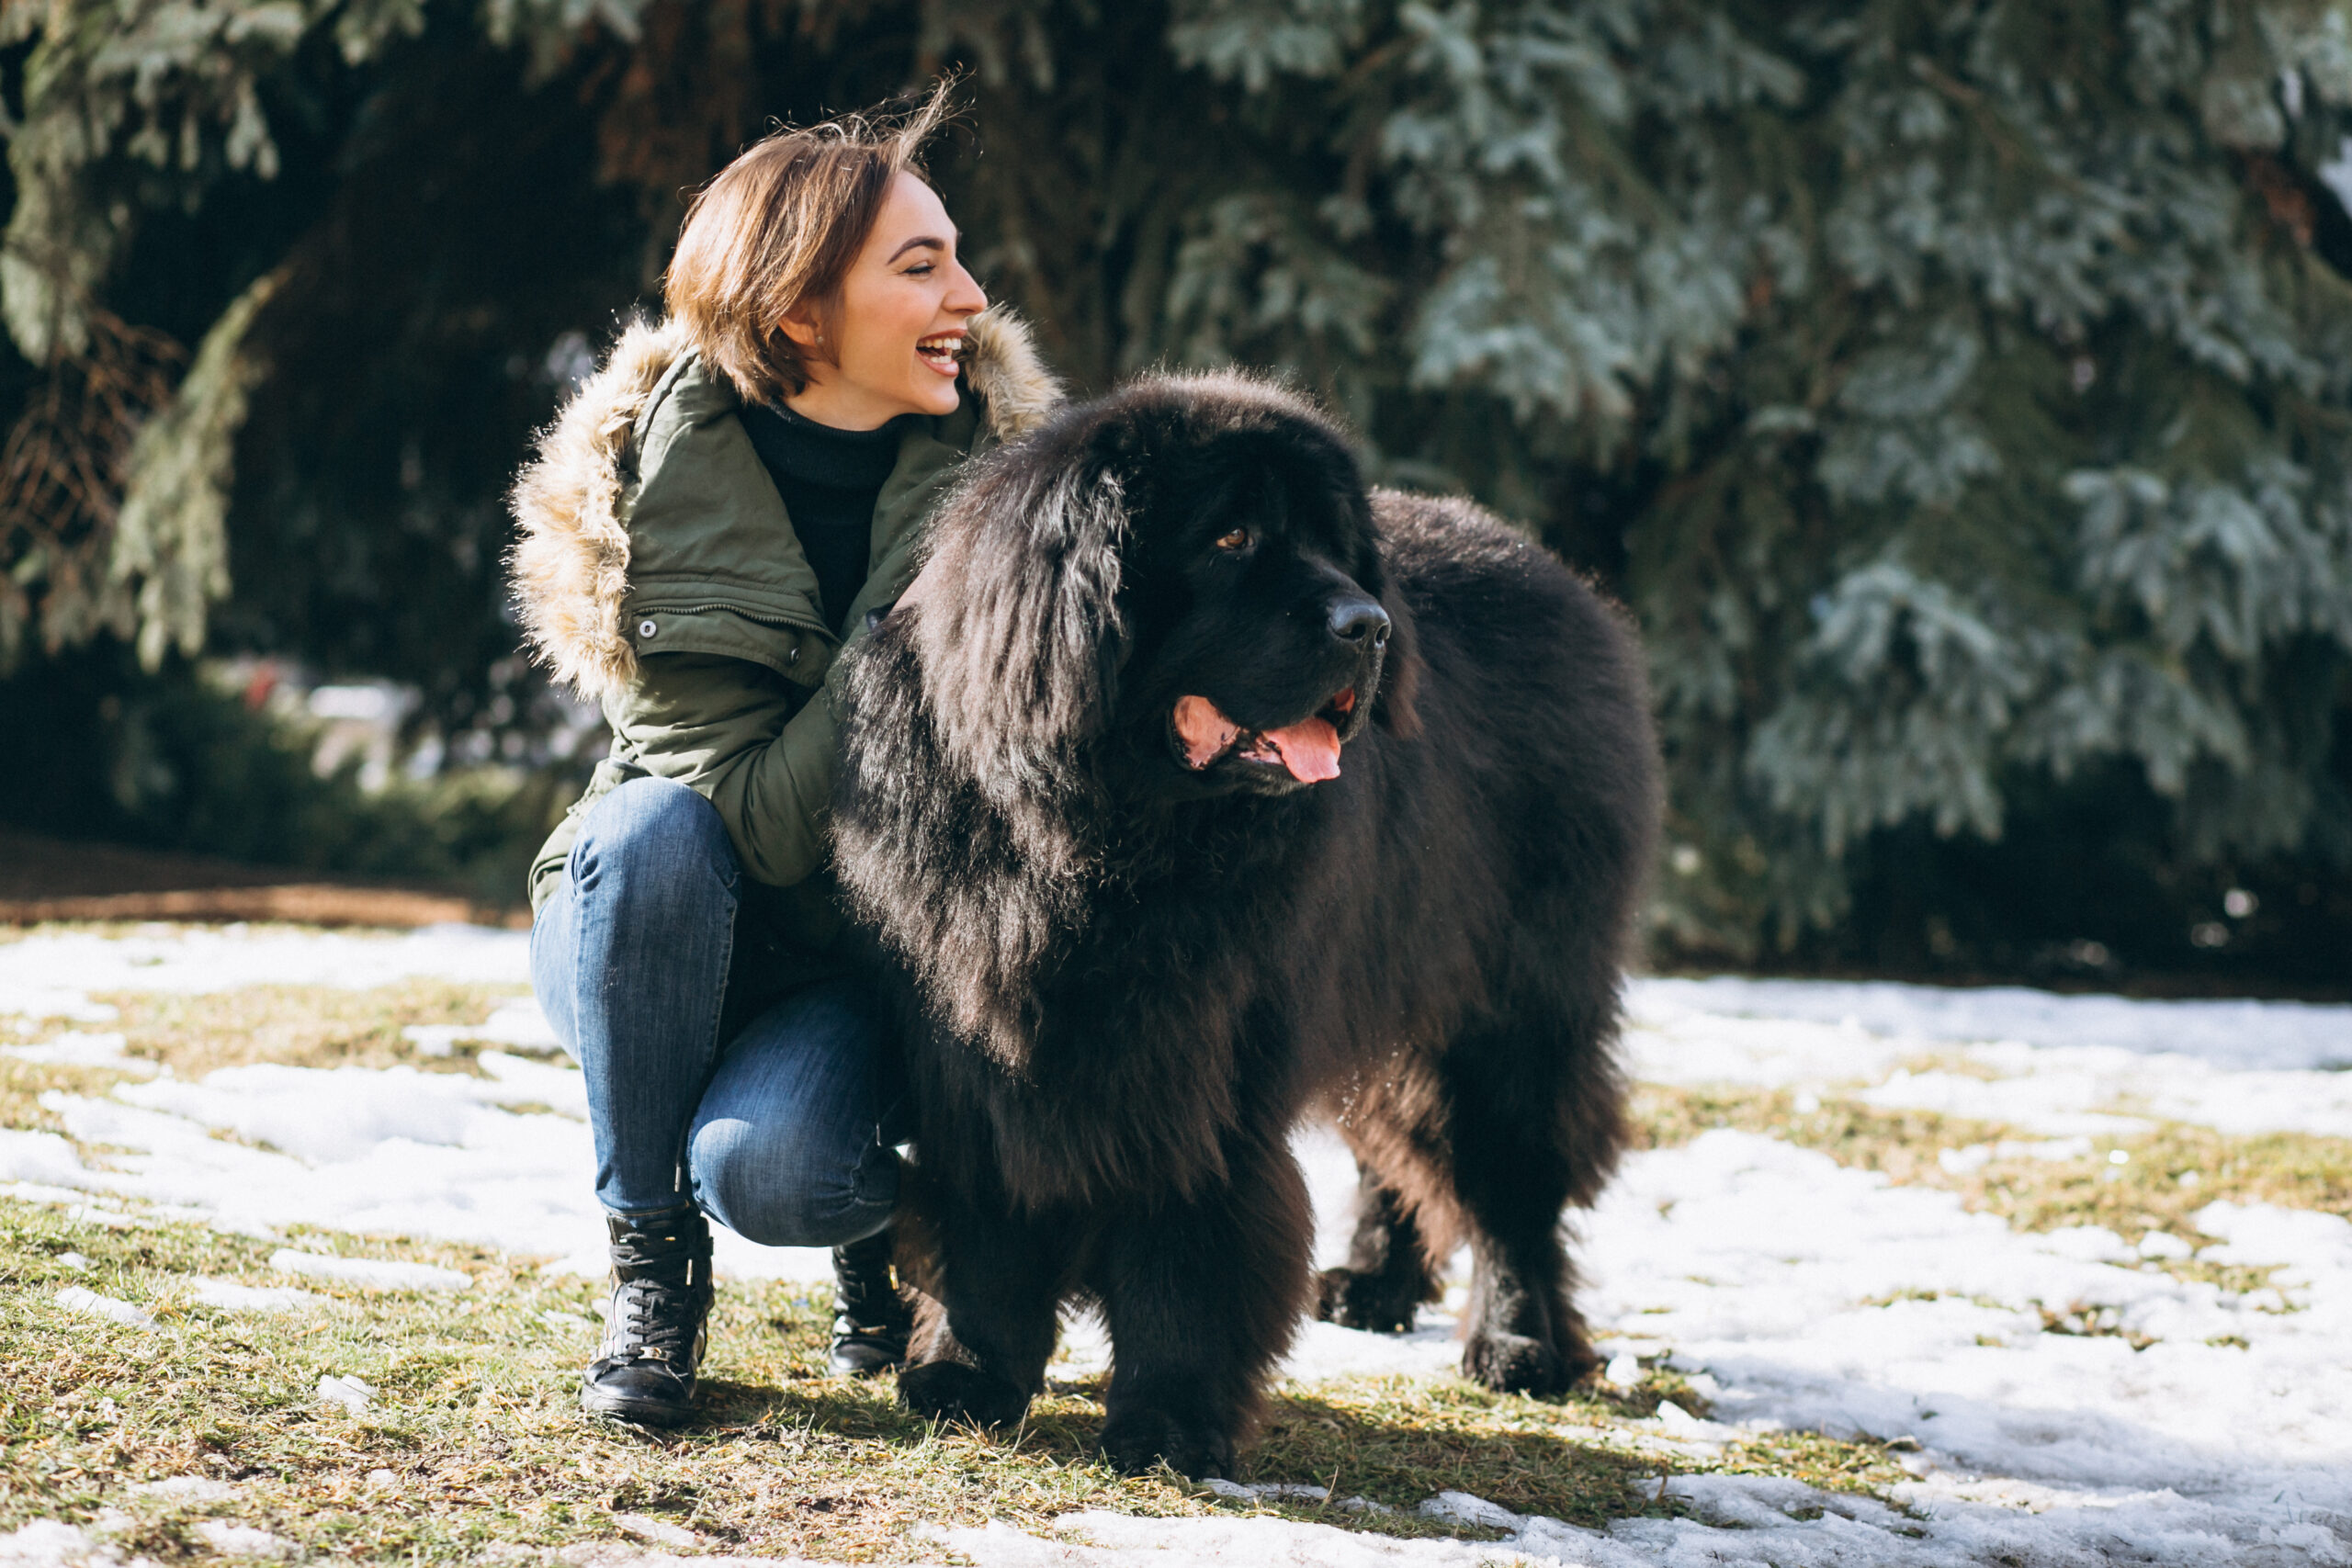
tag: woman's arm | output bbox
[612,651,842,888]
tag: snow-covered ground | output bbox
[5,924,2352,1566]
[1628,977,2352,1139]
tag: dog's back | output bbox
[1291,489,1656,1384]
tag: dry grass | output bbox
[2,977,528,1145]
[89,980,532,1078]
[1631,1084,2352,1273]
[0,1200,1924,1562]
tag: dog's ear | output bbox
[1374,589,1422,739]
[911,446,1129,784]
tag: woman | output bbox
[507,90,1060,1427]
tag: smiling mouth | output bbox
[917,333,965,375]
[1171,689,1356,783]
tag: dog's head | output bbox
[903,372,1419,803]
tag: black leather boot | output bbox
[829,1228,911,1376]
[581,1206,713,1427]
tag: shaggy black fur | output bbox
[832,373,1659,1479]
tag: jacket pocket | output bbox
[623,604,837,688]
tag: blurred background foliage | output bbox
[1,0,2347,982]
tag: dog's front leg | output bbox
[1091,1135,1313,1478]
[897,1188,1065,1430]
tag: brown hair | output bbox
[664,84,955,403]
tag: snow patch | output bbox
[270,1249,469,1292]
[0,1521,124,1568]
[53,1287,151,1329]
[924,1512,1567,1565]
[190,1520,294,1559]
[314,1374,375,1415]
[612,1514,702,1551]
[1629,976,2352,1141]
[0,924,528,1021]
[0,1033,155,1077]
[127,1477,240,1504]
[181,1277,320,1312]
[402,998,561,1057]
[1631,976,2352,1071]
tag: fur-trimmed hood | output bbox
[508,308,1061,700]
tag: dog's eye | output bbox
[1214,527,1251,553]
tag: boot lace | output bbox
[607,1279,702,1366]
[599,1232,707,1371]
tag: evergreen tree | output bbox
[3,0,2347,973]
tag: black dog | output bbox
[833,373,1658,1478]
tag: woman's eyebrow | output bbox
[888,233,955,263]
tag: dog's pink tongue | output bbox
[1264,716,1342,782]
[1173,695,1240,769]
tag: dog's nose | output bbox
[1328,596,1391,649]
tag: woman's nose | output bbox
[947,262,987,317]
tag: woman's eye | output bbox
[1215,528,1250,552]
[904,264,933,276]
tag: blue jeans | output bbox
[531,776,903,1244]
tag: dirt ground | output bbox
[0,829,526,928]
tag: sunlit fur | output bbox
[833,372,1660,1479]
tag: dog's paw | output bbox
[898,1360,1031,1427]
[1314,1266,1419,1334]
[1099,1404,1236,1480]
[1462,1329,1569,1397]
[1554,1321,1602,1388]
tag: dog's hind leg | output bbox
[1441,998,1625,1398]
[1315,1158,1439,1333]
[897,1188,1069,1430]
[1091,1132,1314,1479]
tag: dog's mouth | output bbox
[1170,689,1356,783]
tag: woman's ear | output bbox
[910,446,1128,789]
[1374,589,1422,739]
[779,309,821,355]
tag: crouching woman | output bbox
[506,92,1058,1426]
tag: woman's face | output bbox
[786,172,988,430]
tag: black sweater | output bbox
[740,401,914,636]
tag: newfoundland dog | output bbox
[832,373,1658,1479]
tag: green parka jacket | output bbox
[507,310,1061,990]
